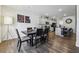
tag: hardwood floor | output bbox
[48,32,76,53]
[0,32,77,53]
[0,39,17,53]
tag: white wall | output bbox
[56,17,63,27]
[1,6,39,41]
[1,6,17,40]
[56,16,76,33]
[76,6,79,47]
[0,5,1,43]
[63,16,76,33]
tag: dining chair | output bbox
[43,28,49,42]
[68,28,73,37]
[34,29,43,48]
[16,29,31,52]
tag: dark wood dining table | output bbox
[22,30,36,46]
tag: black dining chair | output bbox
[68,28,73,36]
[16,29,31,52]
[34,29,43,48]
[43,28,49,42]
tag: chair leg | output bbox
[46,36,48,42]
[17,41,19,47]
[36,44,37,48]
[35,40,37,48]
[35,39,38,48]
[40,37,43,44]
[43,36,46,42]
[26,40,31,46]
[18,42,21,52]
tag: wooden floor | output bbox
[0,32,77,53]
[0,39,17,53]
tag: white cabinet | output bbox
[55,28,63,37]
[39,18,45,25]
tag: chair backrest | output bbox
[16,29,21,41]
[44,28,49,34]
[63,27,67,32]
[36,29,43,36]
[69,28,73,32]
[27,27,32,32]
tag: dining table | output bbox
[22,30,36,46]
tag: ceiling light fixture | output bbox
[45,13,49,16]
[64,14,67,17]
[58,8,63,12]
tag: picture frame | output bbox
[25,16,30,23]
[65,18,72,24]
[17,14,24,23]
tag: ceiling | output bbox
[4,5,76,17]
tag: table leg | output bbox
[30,35,33,46]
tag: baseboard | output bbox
[76,43,79,47]
[76,45,79,47]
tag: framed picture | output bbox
[25,16,30,23]
[17,14,24,23]
[65,18,72,24]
